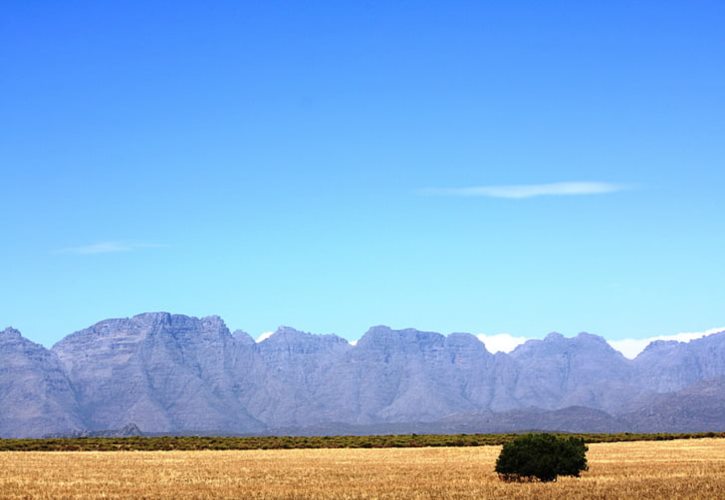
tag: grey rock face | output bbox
[633,332,725,393]
[52,313,264,434]
[237,326,351,428]
[1,315,724,436]
[331,327,495,424]
[620,378,725,432]
[507,332,639,412]
[0,327,83,437]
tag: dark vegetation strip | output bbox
[0,432,723,452]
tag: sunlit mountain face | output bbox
[2,313,723,438]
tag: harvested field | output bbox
[0,438,723,499]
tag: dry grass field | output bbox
[0,438,723,499]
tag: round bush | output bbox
[495,433,588,482]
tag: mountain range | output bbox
[1,312,723,438]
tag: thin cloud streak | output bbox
[473,327,724,359]
[57,241,165,255]
[609,327,725,359]
[345,327,724,357]
[256,331,274,343]
[476,333,530,353]
[422,181,628,199]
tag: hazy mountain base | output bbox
[268,387,723,436]
[1,313,724,438]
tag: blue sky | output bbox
[2,1,724,346]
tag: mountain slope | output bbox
[633,331,725,393]
[507,332,641,412]
[0,328,84,437]
[620,378,725,432]
[0,313,723,437]
[236,326,351,428]
[52,313,265,434]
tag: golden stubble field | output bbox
[0,438,723,499]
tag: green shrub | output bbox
[495,433,588,482]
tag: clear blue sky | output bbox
[2,1,724,345]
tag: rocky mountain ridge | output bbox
[1,313,723,437]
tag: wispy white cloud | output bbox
[476,333,531,353]
[421,181,628,199]
[608,327,725,359]
[256,331,274,343]
[472,327,725,358]
[57,241,164,255]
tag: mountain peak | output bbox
[274,325,307,336]
[364,325,394,335]
[1,326,21,336]
[0,327,23,342]
[361,325,441,338]
[357,325,446,351]
[544,332,565,342]
[200,315,225,327]
[259,326,313,343]
[259,326,349,348]
[2,313,725,437]
[575,331,610,344]
[132,311,173,324]
[640,339,680,354]
[512,331,626,360]
[446,332,493,355]
[232,329,255,346]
